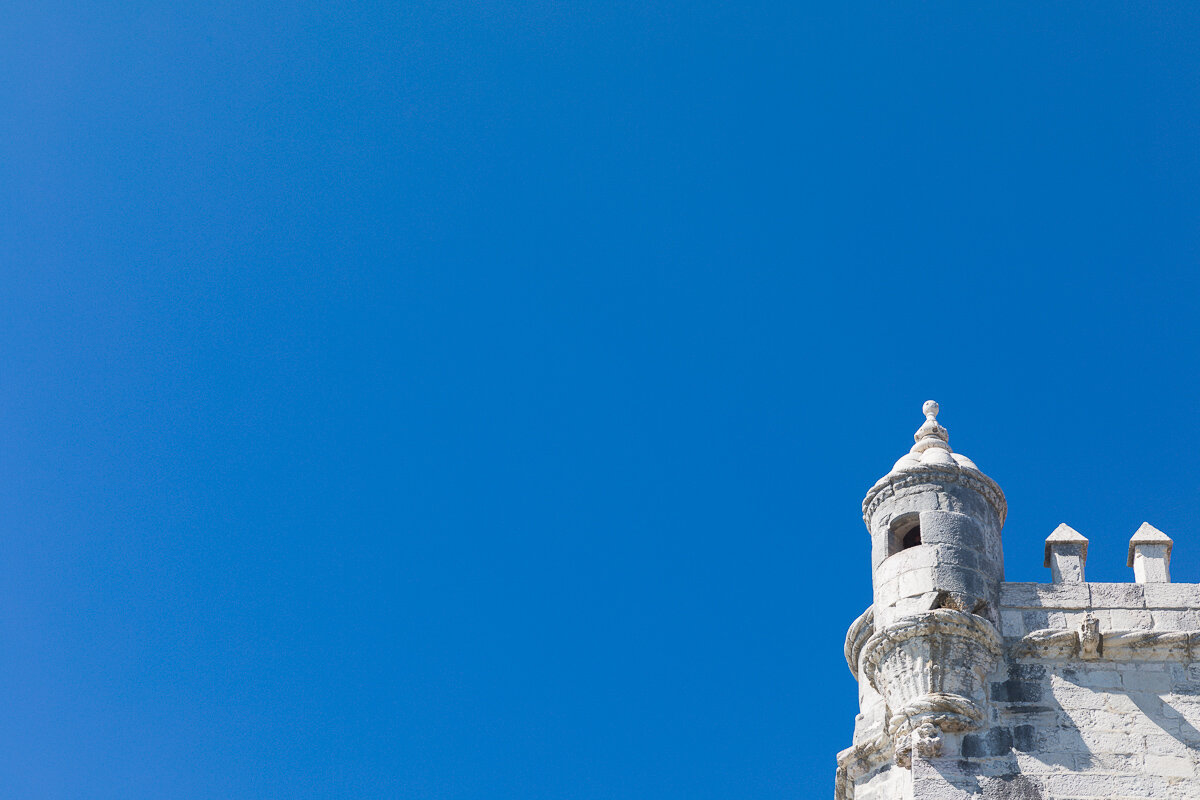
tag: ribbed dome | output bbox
[885,400,982,474]
[862,400,1006,528]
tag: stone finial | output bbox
[1127,522,1173,583]
[1044,523,1088,583]
[911,400,950,454]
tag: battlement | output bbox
[1041,521,1176,586]
[1002,580,1200,657]
[1004,520,1196,641]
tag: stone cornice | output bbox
[1012,626,1200,661]
[861,464,1007,529]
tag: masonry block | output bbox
[1144,583,1200,608]
[1088,582,1146,608]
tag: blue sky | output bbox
[4,2,1200,798]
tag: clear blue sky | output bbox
[4,2,1200,798]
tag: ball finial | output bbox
[911,400,950,450]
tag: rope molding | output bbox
[861,464,1007,528]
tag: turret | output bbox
[862,401,1007,630]
[856,402,1006,764]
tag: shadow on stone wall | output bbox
[911,659,1200,798]
[1058,662,1200,765]
[982,663,1092,770]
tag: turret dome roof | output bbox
[861,400,1007,527]
[886,400,981,473]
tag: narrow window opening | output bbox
[887,514,922,556]
[901,525,922,550]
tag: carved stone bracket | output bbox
[1009,626,1080,660]
[896,722,943,768]
[861,609,1001,765]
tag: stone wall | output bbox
[844,581,1200,800]
[978,581,1200,799]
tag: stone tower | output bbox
[837,402,1200,800]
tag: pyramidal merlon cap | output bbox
[1127,522,1173,567]
[1044,523,1088,567]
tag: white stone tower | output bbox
[837,402,1200,800]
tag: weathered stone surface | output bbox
[1001,582,1091,610]
[1088,582,1147,608]
[1143,582,1200,608]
